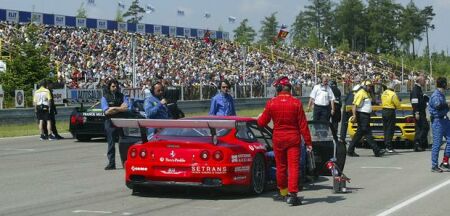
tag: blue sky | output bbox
[0,0,448,54]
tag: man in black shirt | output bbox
[410,74,430,151]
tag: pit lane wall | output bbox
[0,92,441,125]
[0,97,289,125]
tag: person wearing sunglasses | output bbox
[209,79,236,116]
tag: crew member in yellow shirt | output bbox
[381,82,401,153]
[347,80,386,157]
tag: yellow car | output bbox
[346,104,416,147]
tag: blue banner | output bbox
[0,8,228,39]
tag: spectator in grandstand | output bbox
[144,81,171,140]
[101,79,129,170]
[209,79,236,116]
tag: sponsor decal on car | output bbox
[160,168,183,175]
[159,157,186,163]
[81,112,104,117]
[231,154,252,163]
[233,176,247,181]
[131,166,148,172]
[234,166,251,173]
[248,145,266,151]
[191,166,227,174]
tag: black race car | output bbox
[69,99,145,141]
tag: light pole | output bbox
[131,34,136,88]
[426,24,434,78]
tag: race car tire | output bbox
[248,154,266,195]
[76,135,91,142]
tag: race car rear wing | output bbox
[111,119,236,129]
[111,119,236,145]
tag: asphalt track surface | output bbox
[1,134,450,216]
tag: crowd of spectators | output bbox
[0,21,431,99]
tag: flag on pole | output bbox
[277,24,289,40]
[228,16,236,23]
[177,9,185,16]
[203,30,211,44]
[204,12,211,18]
[118,1,125,9]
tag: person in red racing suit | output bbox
[257,76,312,206]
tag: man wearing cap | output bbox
[257,76,312,206]
[410,74,430,151]
[428,77,450,172]
[339,84,360,144]
[381,81,401,153]
[308,75,336,123]
[347,80,386,157]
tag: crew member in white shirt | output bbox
[307,75,336,122]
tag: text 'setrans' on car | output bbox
[112,116,349,195]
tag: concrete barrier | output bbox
[0,92,444,125]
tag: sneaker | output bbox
[347,152,360,157]
[414,146,424,152]
[375,149,386,157]
[272,193,287,202]
[439,163,450,170]
[48,134,57,141]
[387,149,396,153]
[104,164,116,170]
[40,134,48,141]
[286,194,302,206]
[431,166,443,173]
[55,134,65,139]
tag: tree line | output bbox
[234,0,435,57]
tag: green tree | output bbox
[259,13,278,45]
[0,24,52,106]
[291,11,313,47]
[335,0,367,51]
[233,19,256,45]
[123,0,145,24]
[366,0,402,53]
[303,0,335,47]
[76,2,87,18]
[116,8,124,22]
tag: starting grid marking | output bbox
[360,166,403,170]
[72,210,133,215]
[376,178,450,216]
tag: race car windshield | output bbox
[158,128,230,137]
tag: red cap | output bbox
[273,76,291,87]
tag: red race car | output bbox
[112,116,347,195]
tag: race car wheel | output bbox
[76,135,91,142]
[249,154,266,194]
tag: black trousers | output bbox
[414,112,430,149]
[340,110,351,142]
[331,104,342,136]
[348,112,381,155]
[105,119,123,165]
[313,104,331,122]
[43,113,58,135]
[382,108,396,150]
